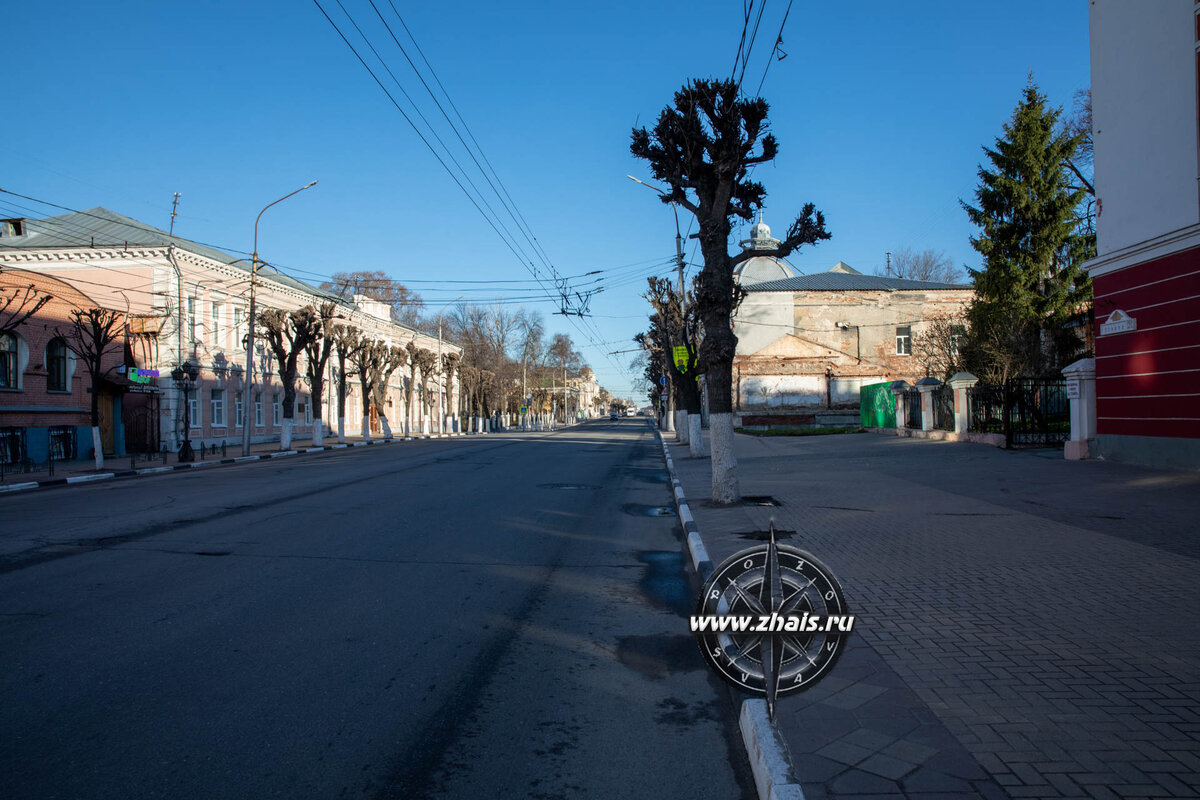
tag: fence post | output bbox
[1062,358,1096,460]
[915,377,942,433]
[947,372,978,435]
[890,381,911,436]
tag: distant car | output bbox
[609,411,619,420]
[625,408,636,417]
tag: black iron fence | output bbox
[968,379,1070,448]
[904,387,922,429]
[932,385,955,432]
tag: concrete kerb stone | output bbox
[0,433,426,496]
[653,431,801,800]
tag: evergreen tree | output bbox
[962,78,1093,379]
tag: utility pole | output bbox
[169,192,181,235]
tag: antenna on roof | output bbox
[885,251,892,277]
[169,192,182,235]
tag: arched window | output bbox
[0,332,18,389]
[46,338,68,391]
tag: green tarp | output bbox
[860,381,896,428]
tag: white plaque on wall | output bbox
[1100,309,1136,336]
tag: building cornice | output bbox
[0,246,172,264]
[1085,223,1200,277]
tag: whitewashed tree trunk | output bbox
[362,415,371,442]
[91,427,103,470]
[689,413,706,458]
[677,411,689,444]
[337,416,346,443]
[709,412,738,503]
[313,417,324,447]
[379,415,393,439]
[280,419,293,450]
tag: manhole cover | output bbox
[622,504,676,517]
[537,483,600,490]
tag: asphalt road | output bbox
[0,420,754,799]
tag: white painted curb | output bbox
[686,530,709,573]
[137,466,175,475]
[0,481,39,493]
[740,700,806,800]
[66,473,115,484]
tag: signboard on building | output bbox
[1100,309,1136,336]
[1066,380,1080,400]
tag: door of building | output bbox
[97,392,116,454]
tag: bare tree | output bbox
[0,280,52,332]
[332,326,364,443]
[59,308,124,470]
[882,247,962,283]
[320,270,425,328]
[371,345,407,439]
[911,315,968,381]
[258,306,321,450]
[442,352,459,432]
[644,276,704,454]
[349,338,389,442]
[302,303,338,446]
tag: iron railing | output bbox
[932,385,955,431]
[904,388,922,429]
[968,379,1070,448]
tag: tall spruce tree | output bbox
[962,78,1093,380]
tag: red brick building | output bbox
[1085,1,1200,469]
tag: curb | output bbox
[0,433,476,496]
[654,429,806,800]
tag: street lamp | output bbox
[171,361,199,462]
[627,175,687,310]
[241,180,318,456]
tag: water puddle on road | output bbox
[613,551,704,679]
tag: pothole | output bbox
[621,503,675,517]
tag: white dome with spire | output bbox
[734,212,795,284]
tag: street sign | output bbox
[519,406,528,414]
[659,376,667,387]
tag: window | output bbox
[0,218,25,237]
[189,393,200,428]
[211,301,222,348]
[896,326,912,356]
[233,307,243,349]
[187,296,197,345]
[950,324,966,360]
[254,392,263,427]
[300,397,311,425]
[211,388,226,427]
[0,427,25,465]
[272,393,281,426]
[0,332,19,389]
[235,391,244,428]
[46,338,68,391]
[48,426,75,460]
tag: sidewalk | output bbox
[663,430,1200,800]
[0,430,477,494]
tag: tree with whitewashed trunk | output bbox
[643,276,705,457]
[632,78,830,502]
[302,303,338,447]
[58,307,123,470]
[349,338,388,442]
[405,343,437,436]
[370,346,406,439]
[332,326,364,443]
[442,352,459,432]
[257,306,320,451]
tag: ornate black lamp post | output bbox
[172,361,198,462]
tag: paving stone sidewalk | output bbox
[666,431,1200,800]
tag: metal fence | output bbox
[932,385,955,432]
[968,379,1070,448]
[905,388,922,429]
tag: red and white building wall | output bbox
[1085,0,1200,469]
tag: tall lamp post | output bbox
[241,180,318,456]
[172,361,198,462]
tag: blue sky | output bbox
[5,1,1091,399]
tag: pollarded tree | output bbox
[302,303,339,446]
[332,325,364,443]
[59,307,124,470]
[962,78,1092,378]
[631,78,830,502]
[371,345,407,439]
[442,352,459,432]
[258,306,321,450]
[349,338,389,442]
[643,276,705,455]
